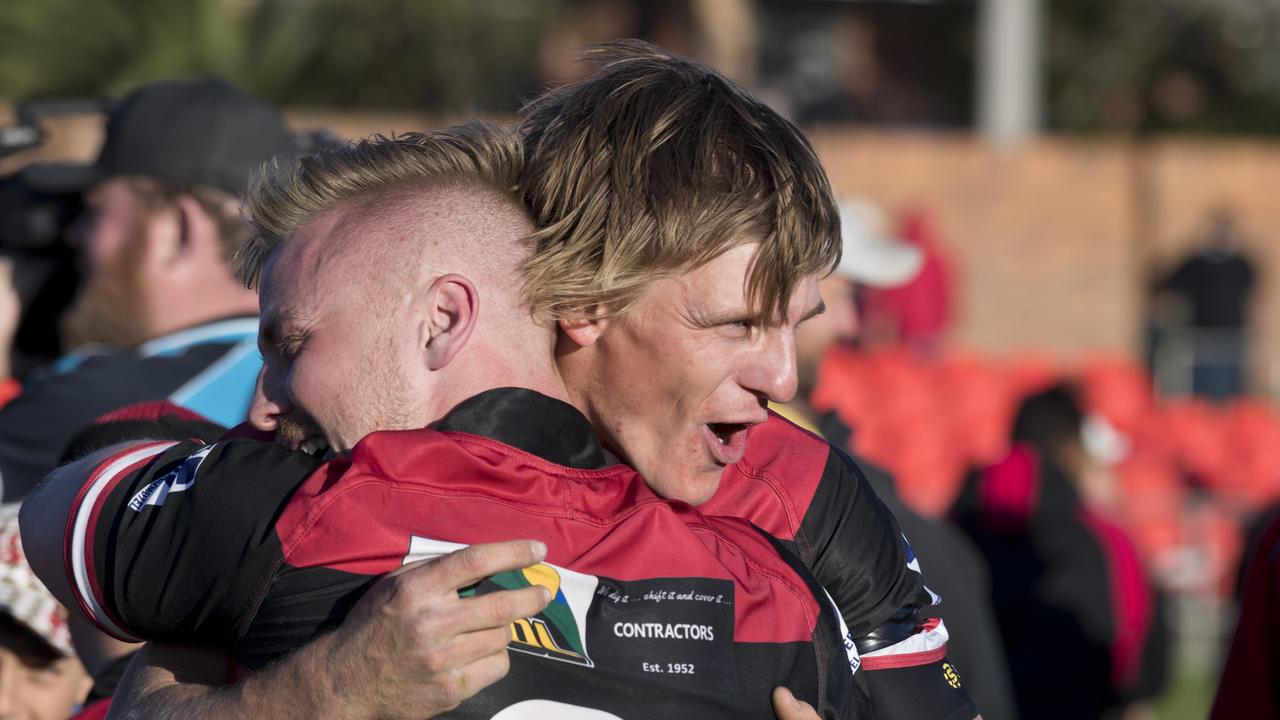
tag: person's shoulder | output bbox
[674,509,828,635]
[344,426,524,484]
[32,342,217,398]
[704,413,847,542]
[33,345,138,385]
[738,412,834,474]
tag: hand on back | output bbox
[324,539,552,719]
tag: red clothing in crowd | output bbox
[1211,512,1280,719]
[861,210,954,352]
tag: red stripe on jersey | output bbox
[275,429,822,645]
[92,400,208,424]
[705,412,829,542]
[65,441,177,641]
[860,644,948,671]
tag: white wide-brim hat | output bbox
[836,198,925,289]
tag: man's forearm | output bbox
[109,639,350,720]
[109,541,551,720]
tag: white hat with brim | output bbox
[836,199,925,289]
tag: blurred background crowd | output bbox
[3,0,1280,718]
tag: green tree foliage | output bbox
[1048,0,1280,134]
[0,0,557,112]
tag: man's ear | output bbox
[148,194,215,272]
[420,274,478,371]
[557,307,610,347]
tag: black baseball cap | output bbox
[23,78,296,196]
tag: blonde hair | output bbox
[237,121,522,288]
[518,40,841,323]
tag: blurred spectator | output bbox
[0,78,294,501]
[775,198,1018,720]
[0,258,20,407]
[1235,501,1280,600]
[0,502,93,719]
[1211,510,1280,719]
[859,207,955,357]
[952,384,1169,720]
[1156,211,1257,401]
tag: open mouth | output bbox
[703,422,752,465]
[708,423,749,445]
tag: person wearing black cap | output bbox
[0,78,296,501]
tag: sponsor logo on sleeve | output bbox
[943,662,962,689]
[127,445,214,511]
[904,532,921,574]
[903,533,942,605]
[822,588,860,676]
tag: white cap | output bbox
[835,198,925,288]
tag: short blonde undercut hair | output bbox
[237,121,522,288]
[518,40,842,324]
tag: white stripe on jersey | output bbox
[862,618,950,659]
[69,442,177,642]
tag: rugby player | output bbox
[520,42,971,719]
[29,42,977,719]
[26,125,862,719]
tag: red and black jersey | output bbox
[707,412,978,720]
[710,412,934,643]
[64,389,865,719]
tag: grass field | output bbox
[1154,666,1217,720]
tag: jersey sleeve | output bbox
[798,449,979,718]
[63,438,323,646]
[800,447,936,642]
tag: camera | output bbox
[0,99,103,377]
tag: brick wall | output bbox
[810,130,1143,359]
[806,130,1280,388]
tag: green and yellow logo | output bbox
[475,563,593,667]
[404,538,598,669]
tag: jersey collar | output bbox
[434,388,613,470]
[136,316,259,358]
